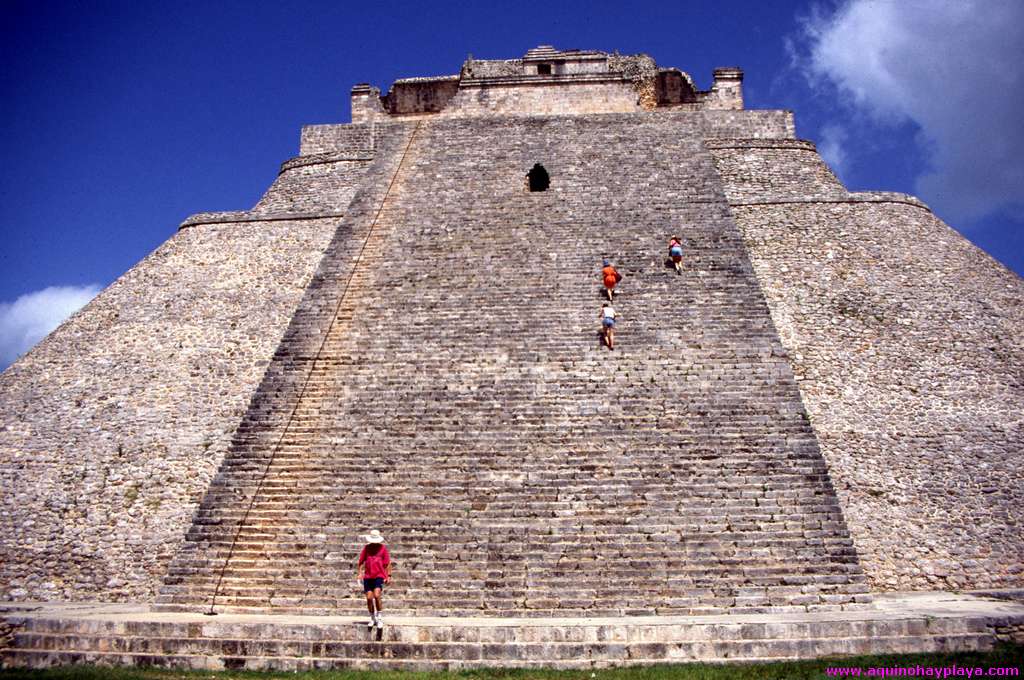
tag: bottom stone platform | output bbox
[3,593,1023,671]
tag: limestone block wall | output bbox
[299,124,374,156]
[709,140,1024,591]
[706,68,744,110]
[383,77,460,115]
[701,112,795,140]
[444,81,643,116]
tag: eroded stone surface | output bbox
[709,140,1024,592]
[156,113,868,617]
[0,218,348,601]
[2,46,1021,616]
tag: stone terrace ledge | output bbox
[2,592,1023,671]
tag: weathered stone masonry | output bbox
[1,46,1021,609]
[156,111,870,616]
[0,120,382,601]
[708,139,1024,592]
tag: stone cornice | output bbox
[179,211,344,230]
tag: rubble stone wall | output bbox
[299,124,374,156]
[710,141,1024,591]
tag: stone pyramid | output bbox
[1,46,1021,624]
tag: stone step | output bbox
[170,540,861,554]
[165,550,861,570]
[165,559,864,576]
[199,489,833,501]
[201,475,835,488]
[186,509,847,523]
[153,584,873,609]
[166,550,862,570]
[164,563,864,579]
[152,604,866,619]
[159,580,865,601]
[5,636,992,672]
[8,612,981,643]
[152,598,870,616]
[6,594,1020,671]
[9,631,988,668]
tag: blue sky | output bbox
[2,0,1022,368]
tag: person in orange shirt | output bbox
[601,259,621,301]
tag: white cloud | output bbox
[817,124,849,179]
[798,0,1024,223]
[0,285,101,369]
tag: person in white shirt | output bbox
[600,303,616,350]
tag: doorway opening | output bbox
[527,164,550,192]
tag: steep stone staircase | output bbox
[155,112,869,617]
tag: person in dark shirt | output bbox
[356,529,392,629]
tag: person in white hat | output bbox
[356,529,391,629]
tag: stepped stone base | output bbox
[3,593,1023,671]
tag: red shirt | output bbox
[358,544,390,579]
[602,265,620,288]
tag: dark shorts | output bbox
[363,577,385,593]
